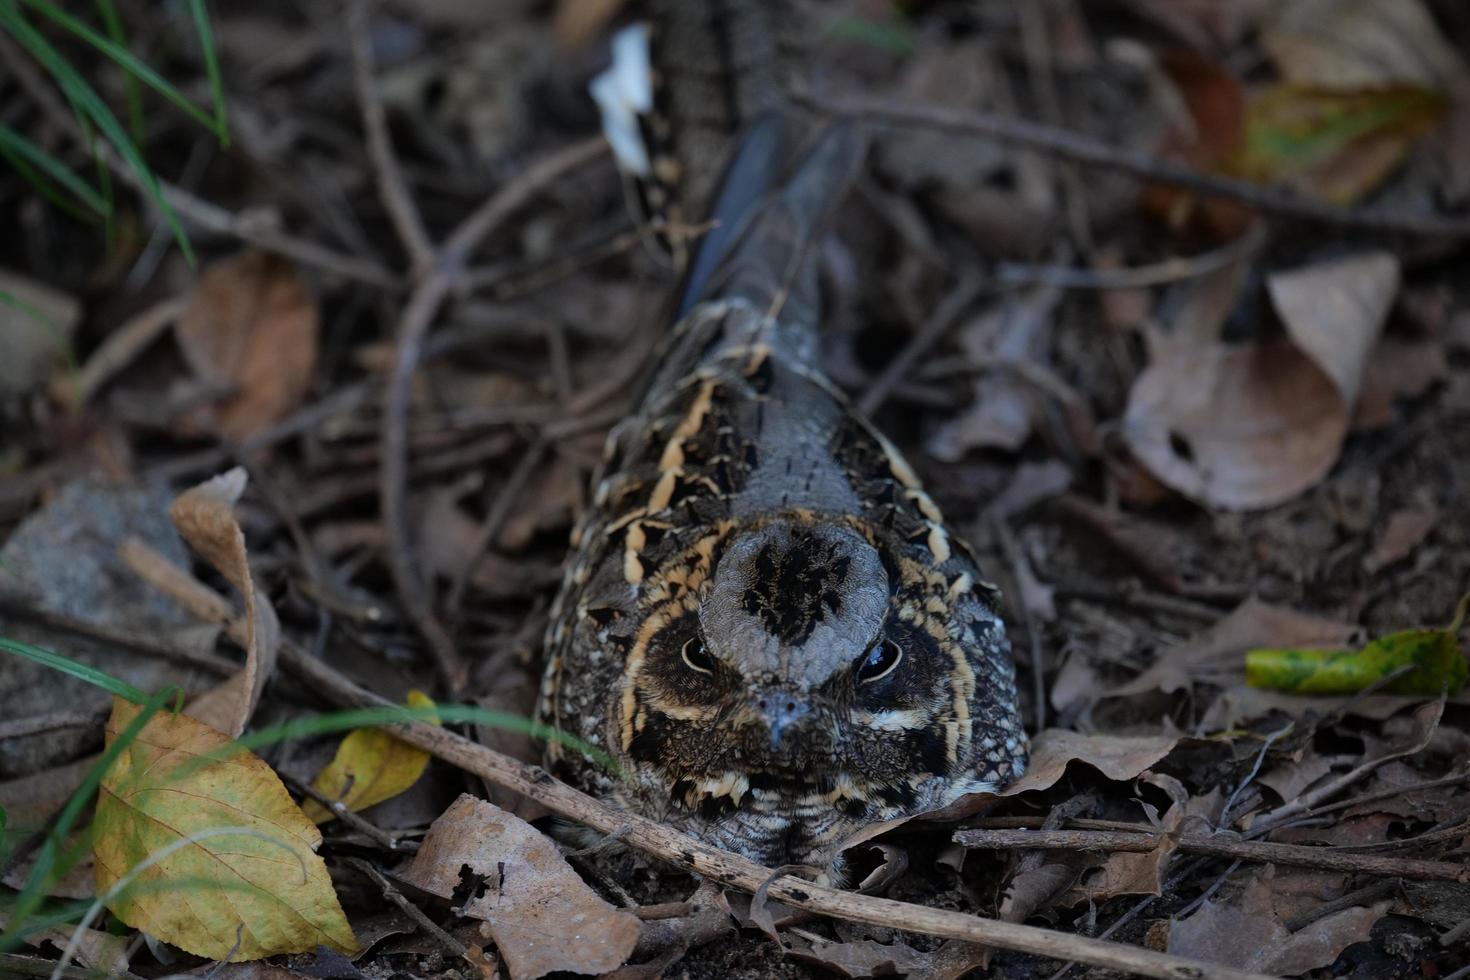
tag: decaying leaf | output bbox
[399,794,640,980]
[1168,865,1389,974]
[1229,85,1445,205]
[1124,252,1399,509]
[174,251,319,441]
[94,698,357,960]
[1109,598,1359,699]
[1247,593,1468,695]
[169,469,281,737]
[0,267,81,397]
[302,690,438,822]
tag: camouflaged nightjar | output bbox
[537,1,1026,869]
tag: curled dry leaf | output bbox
[1168,865,1389,974]
[170,468,281,737]
[94,698,357,960]
[302,691,438,823]
[174,251,319,441]
[399,794,640,980]
[1124,252,1399,509]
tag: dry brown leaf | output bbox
[1062,804,1182,905]
[1363,501,1440,574]
[835,730,1184,859]
[169,469,280,737]
[786,938,931,978]
[1168,865,1389,974]
[1352,334,1450,430]
[1108,598,1359,699]
[1124,252,1399,509]
[175,251,319,441]
[399,794,640,980]
[927,286,1064,460]
[1263,0,1467,90]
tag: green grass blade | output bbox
[0,2,195,262]
[185,0,228,146]
[0,637,149,704]
[93,0,145,143]
[18,0,223,140]
[0,689,171,957]
[0,138,98,224]
[0,120,110,214]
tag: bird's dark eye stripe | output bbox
[856,638,903,683]
[681,636,716,673]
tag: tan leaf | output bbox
[1168,865,1389,974]
[94,698,357,960]
[1123,252,1399,509]
[1108,597,1359,698]
[1263,0,1467,91]
[169,468,280,737]
[302,691,437,823]
[175,251,319,441]
[399,794,640,980]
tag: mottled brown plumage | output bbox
[538,1,1026,868]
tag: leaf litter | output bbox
[0,0,1468,977]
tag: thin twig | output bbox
[0,596,237,676]
[446,438,549,614]
[857,276,983,416]
[275,641,1277,980]
[284,774,413,853]
[996,222,1268,290]
[0,710,104,740]
[346,0,434,279]
[345,857,495,974]
[1281,878,1400,932]
[799,91,1470,239]
[953,828,1469,882]
[378,136,607,693]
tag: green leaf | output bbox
[1247,593,1469,695]
[186,0,229,146]
[93,0,145,142]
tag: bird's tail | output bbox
[594,0,865,337]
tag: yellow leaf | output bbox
[94,698,357,960]
[302,690,438,823]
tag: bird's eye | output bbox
[856,639,903,683]
[681,637,717,674]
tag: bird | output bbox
[538,0,1027,870]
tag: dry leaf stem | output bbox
[803,92,1470,239]
[276,641,1277,980]
[954,828,1469,883]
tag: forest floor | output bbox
[1,1,1468,978]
